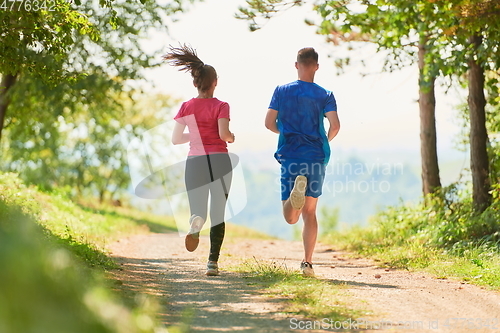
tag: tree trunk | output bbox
[468,34,491,212]
[0,73,18,143]
[99,189,105,204]
[418,39,441,196]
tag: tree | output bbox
[458,0,500,211]
[0,0,195,142]
[0,1,100,139]
[0,74,17,141]
[468,33,491,211]
[237,0,444,196]
[485,71,500,187]
[318,0,500,210]
[2,78,178,201]
[0,0,197,198]
[429,0,500,211]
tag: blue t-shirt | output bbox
[269,80,337,164]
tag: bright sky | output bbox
[143,0,465,159]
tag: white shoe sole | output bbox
[302,267,315,277]
[290,175,307,210]
[301,262,315,277]
[206,262,219,276]
[188,215,204,235]
[206,269,219,276]
[185,215,204,252]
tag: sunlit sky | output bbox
[142,0,466,160]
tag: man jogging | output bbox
[265,47,340,277]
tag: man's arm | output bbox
[265,108,279,134]
[325,111,340,142]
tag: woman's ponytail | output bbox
[163,44,217,92]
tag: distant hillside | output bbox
[130,147,470,240]
[227,147,469,239]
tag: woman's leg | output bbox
[206,154,232,262]
[184,156,210,221]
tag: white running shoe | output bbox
[301,261,315,277]
[290,175,307,210]
[206,261,219,276]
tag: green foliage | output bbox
[236,0,304,31]
[485,73,500,185]
[0,1,98,82]
[320,206,339,237]
[238,0,500,90]
[358,184,500,249]
[0,0,195,82]
[0,172,177,260]
[0,0,195,198]
[2,88,179,200]
[0,176,167,333]
[324,182,500,288]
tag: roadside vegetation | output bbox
[0,172,281,332]
[237,0,500,293]
[0,172,176,333]
[321,184,500,289]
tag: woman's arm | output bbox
[218,118,235,143]
[172,122,190,145]
[325,111,340,142]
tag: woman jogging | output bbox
[163,44,235,276]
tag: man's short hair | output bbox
[297,47,318,66]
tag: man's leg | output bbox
[301,196,319,263]
[282,198,301,225]
[282,195,318,262]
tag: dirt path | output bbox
[109,233,500,332]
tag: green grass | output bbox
[0,172,173,332]
[320,187,500,289]
[0,198,165,333]
[0,172,283,333]
[338,237,500,289]
[223,222,275,240]
[231,258,368,321]
[0,172,177,268]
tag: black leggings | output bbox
[185,153,232,262]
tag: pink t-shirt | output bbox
[174,98,230,156]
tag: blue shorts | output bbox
[280,159,326,200]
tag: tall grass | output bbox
[321,184,500,289]
[0,172,177,268]
[0,172,171,332]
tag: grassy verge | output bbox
[0,172,176,332]
[1,172,177,268]
[321,186,500,289]
[0,172,281,332]
[230,258,368,322]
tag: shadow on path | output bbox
[110,234,311,333]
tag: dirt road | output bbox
[109,233,500,332]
